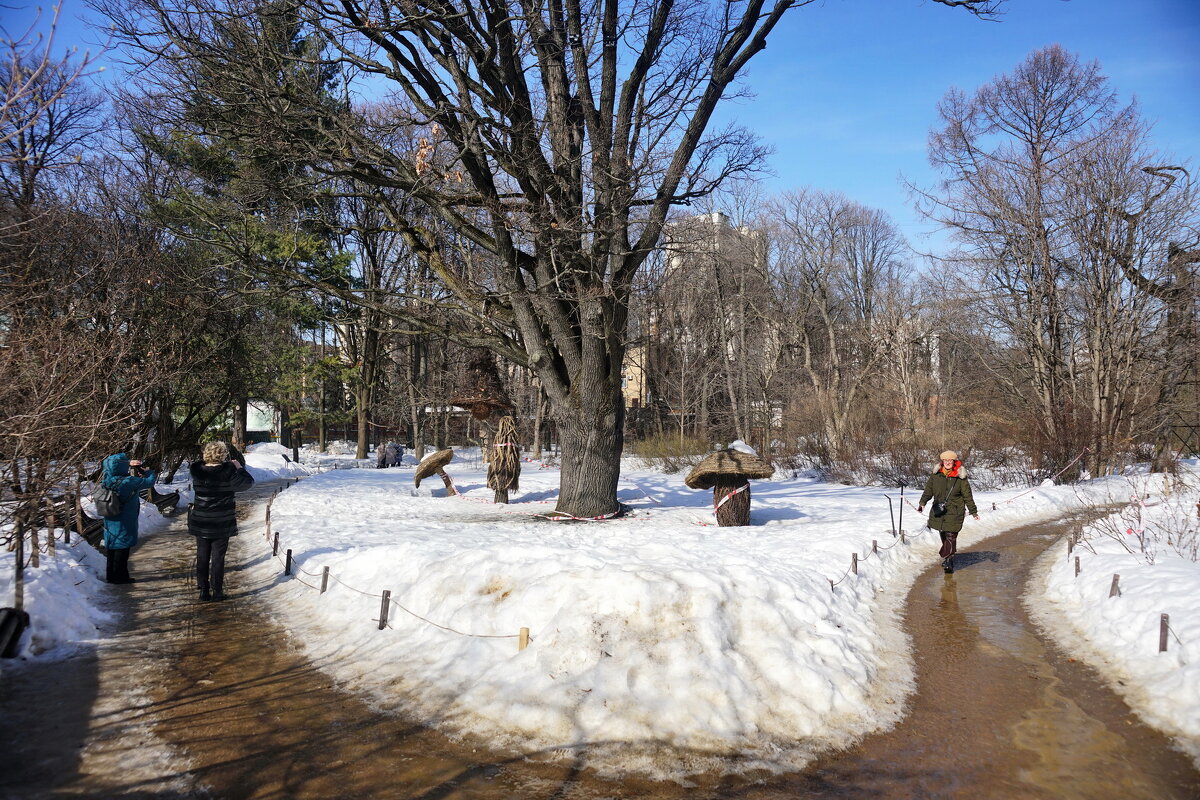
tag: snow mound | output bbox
[243,452,309,481]
[246,442,292,457]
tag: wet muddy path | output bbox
[3,490,1198,798]
[766,512,1200,800]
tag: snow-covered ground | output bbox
[4,449,1196,777]
[1031,468,1200,764]
[246,451,1200,777]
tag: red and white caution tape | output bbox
[535,507,624,522]
[714,484,748,513]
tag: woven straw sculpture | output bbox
[486,416,521,503]
[684,448,775,527]
[414,448,457,496]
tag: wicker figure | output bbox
[448,350,514,421]
[684,449,775,527]
[487,416,521,503]
[414,448,457,496]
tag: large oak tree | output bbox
[103,0,1001,516]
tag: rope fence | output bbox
[263,479,528,650]
[1068,543,1187,656]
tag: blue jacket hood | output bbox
[102,453,130,487]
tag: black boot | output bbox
[114,548,134,583]
[942,555,954,573]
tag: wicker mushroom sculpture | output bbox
[684,448,775,526]
[414,448,457,496]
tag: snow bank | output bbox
[0,537,114,658]
[1032,463,1200,765]
[250,459,1150,777]
[242,451,309,481]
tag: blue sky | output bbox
[713,0,1200,248]
[8,0,1199,252]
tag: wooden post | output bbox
[75,468,86,542]
[851,552,858,575]
[1109,574,1121,598]
[872,539,878,554]
[378,591,391,630]
[272,531,280,556]
[45,504,57,557]
[1074,556,1081,577]
[900,531,906,544]
[828,578,835,591]
[285,549,293,576]
[74,483,86,543]
[1159,614,1169,653]
[13,520,24,612]
[519,627,530,652]
[320,566,329,593]
[1068,538,1074,557]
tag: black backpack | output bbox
[94,483,122,519]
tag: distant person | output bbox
[99,453,157,584]
[917,450,980,572]
[189,441,255,601]
[376,441,403,468]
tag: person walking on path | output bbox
[189,441,255,601]
[917,450,979,572]
[99,453,157,584]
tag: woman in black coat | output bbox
[189,441,255,601]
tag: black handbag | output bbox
[930,476,959,518]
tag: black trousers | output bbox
[195,536,230,594]
[106,547,131,582]
[939,530,960,559]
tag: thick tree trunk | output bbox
[232,398,248,450]
[355,388,370,460]
[278,407,290,450]
[532,391,547,459]
[552,383,624,519]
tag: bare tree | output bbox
[768,189,911,461]
[918,45,1198,475]
[1101,164,1199,471]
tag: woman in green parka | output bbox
[917,450,979,572]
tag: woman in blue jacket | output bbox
[99,453,157,584]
